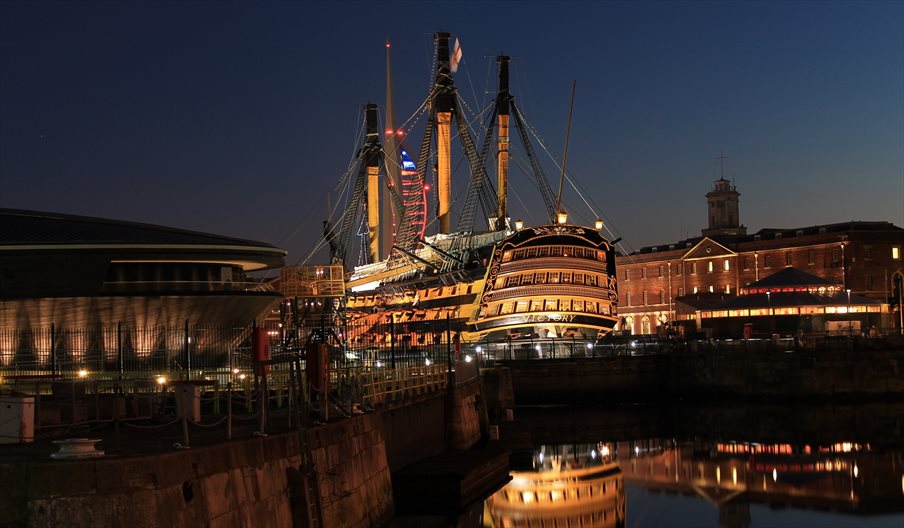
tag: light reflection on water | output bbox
[393,404,904,527]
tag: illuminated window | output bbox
[676,264,683,276]
[692,263,697,275]
[643,290,648,305]
[724,259,730,271]
[709,285,714,293]
[544,299,557,311]
[725,284,730,294]
[659,290,665,304]
[693,287,698,294]
[624,269,630,281]
[515,301,529,312]
[626,292,632,306]
[678,287,684,297]
[785,252,792,266]
[500,303,514,315]
[549,272,559,283]
[893,247,900,260]
[535,273,547,284]
[658,265,663,277]
[641,268,646,279]
[808,250,815,265]
[708,261,714,273]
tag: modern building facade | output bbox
[615,180,904,336]
[0,209,287,371]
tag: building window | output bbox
[676,264,683,276]
[659,290,665,304]
[643,291,648,305]
[708,261,714,273]
[808,250,815,265]
[894,247,900,260]
[764,255,771,268]
[775,233,782,239]
[677,287,684,297]
[658,265,663,277]
[725,285,730,294]
[724,259,730,271]
[865,275,873,290]
[743,256,751,270]
[709,285,714,293]
[641,268,646,279]
[624,269,630,281]
[626,292,632,306]
[692,262,697,275]
[796,230,803,237]
[864,246,872,259]
[832,247,840,263]
[785,252,792,266]
[693,287,698,294]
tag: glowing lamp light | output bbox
[475,345,483,353]
[853,463,859,478]
[375,360,383,368]
[556,211,568,224]
[77,369,88,378]
[772,468,778,482]
[586,342,594,350]
[424,184,431,191]
[595,219,604,230]
[385,129,394,136]
[396,130,404,136]
[465,355,473,363]
[239,374,247,380]
[514,219,524,230]
[156,375,167,385]
[425,358,432,366]
[233,368,239,374]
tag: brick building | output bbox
[614,178,904,336]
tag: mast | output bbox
[364,103,382,262]
[495,55,511,229]
[434,32,454,234]
[382,39,401,259]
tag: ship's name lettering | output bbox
[524,314,575,323]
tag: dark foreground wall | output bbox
[501,346,904,404]
[1,380,486,528]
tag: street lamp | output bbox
[766,290,774,335]
[846,289,852,336]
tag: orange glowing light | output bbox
[424,184,431,191]
[385,129,393,135]
[396,130,404,136]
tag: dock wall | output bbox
[1,379,486,528]
[500,346,904,404]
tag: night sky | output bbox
[1,1,902,265]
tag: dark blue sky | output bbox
[2,1,902,263]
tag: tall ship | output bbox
[283,33,618,346]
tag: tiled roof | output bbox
[743,267,836,289]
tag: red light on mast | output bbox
[396,130,404,136]
[385,129,393,136]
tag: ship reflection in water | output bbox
[484,434,904,527]
[486,443,625,528]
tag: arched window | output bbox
[641,315,652,335]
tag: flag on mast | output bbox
[451,38,463,73]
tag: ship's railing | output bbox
[499,257,604,274]
[487,283,611,302]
